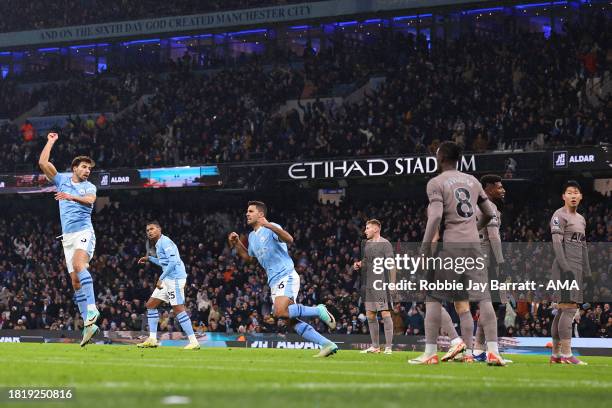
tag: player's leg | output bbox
[409,300,440,364]
[473,320,486,361]
[440,305,466,361]
[73,230,99,327]
[477,300,505,366]
[275,296,338,357]
[137,297,163,348]
[169,279,199,350]
[361,309,381,353]
[281,272,335,329]
[381,310,394,354]
[558,303,586,365]
[550,310,561,363]
[454,301,474,363]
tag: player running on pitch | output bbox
[354,219,395,355]
[38,132,100,347]
[549,181,591,365]
[137,221,200,350]
[228,201,338,357]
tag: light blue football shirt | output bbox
[248,223,294,285]
[53,173,96,234]
[148,235,187,280]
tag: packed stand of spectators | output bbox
[1,9,609,173]
[0,0,320,33]
[0,190,610,339]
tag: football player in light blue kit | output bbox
[136,221,200,350]
[39,132,100,346]
[229,201,338,357]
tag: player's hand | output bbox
[137,256,148,264]
[259,217,271,228]
[71,274,81,290]
[47,132,59,143]
[228,232,239,247]
[54,192,73,201]
[353,261,362,270]
[156,280,163,289]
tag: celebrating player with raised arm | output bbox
[409,141,498,365]
[137,221,200,350]
[228,201,338,357]
[38,132,100,347]
[549,181,591,365]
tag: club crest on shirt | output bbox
[78,189,85,195]
[552,216,560,226]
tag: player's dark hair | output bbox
[562,180,582,194]
[366,219,381,228]
[71,155,95,170]
[480,174,502,189]
[248,201,267,216]
[437,141,463,164]
[146,220,161,228]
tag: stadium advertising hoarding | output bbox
[551,145,612,171]
[1,331,611,356]
[0,166,222,194]
[0,0,483,48]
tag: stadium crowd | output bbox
[0,0,320,33]
[0,9,609,172]
[0,193,610,339]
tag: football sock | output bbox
[77,269,98,312]
[425,301,442,354]
[551,311,561,356]
[176,311,196,343]
[288,304,320,319]
[294,319,331,346]
[367,316,380,348]
[441,306,460,341]
[74,288,87,321]
[559,308,577,356]
[383,315,394,349]
[458,310,474,352]
[147,308,159,340]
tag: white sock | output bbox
[473,348,485,355]
[486,342,499,355]
[425,343,437,356]
[149,334,157,341]
[188,334,197,344]
[87,304,98,312]
[466,348,473,356]
[450,337,463,346]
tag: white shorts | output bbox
[270,271,300,303]
[62,229,96,273]
[151,278,187,306]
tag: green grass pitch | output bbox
[0,344,610,408]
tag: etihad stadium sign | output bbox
[288,155,476,180]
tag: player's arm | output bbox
[38,132,59,181]
[476,191,495,231]
[228,232,255,263]
[58,194,96,206]
[420,179,443,255]
[550,215,571,272]
[384,242,397,284]
[487,216,504,264]
[157,239,179,281]
[260,219,294,245]
[582,237,592,278]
